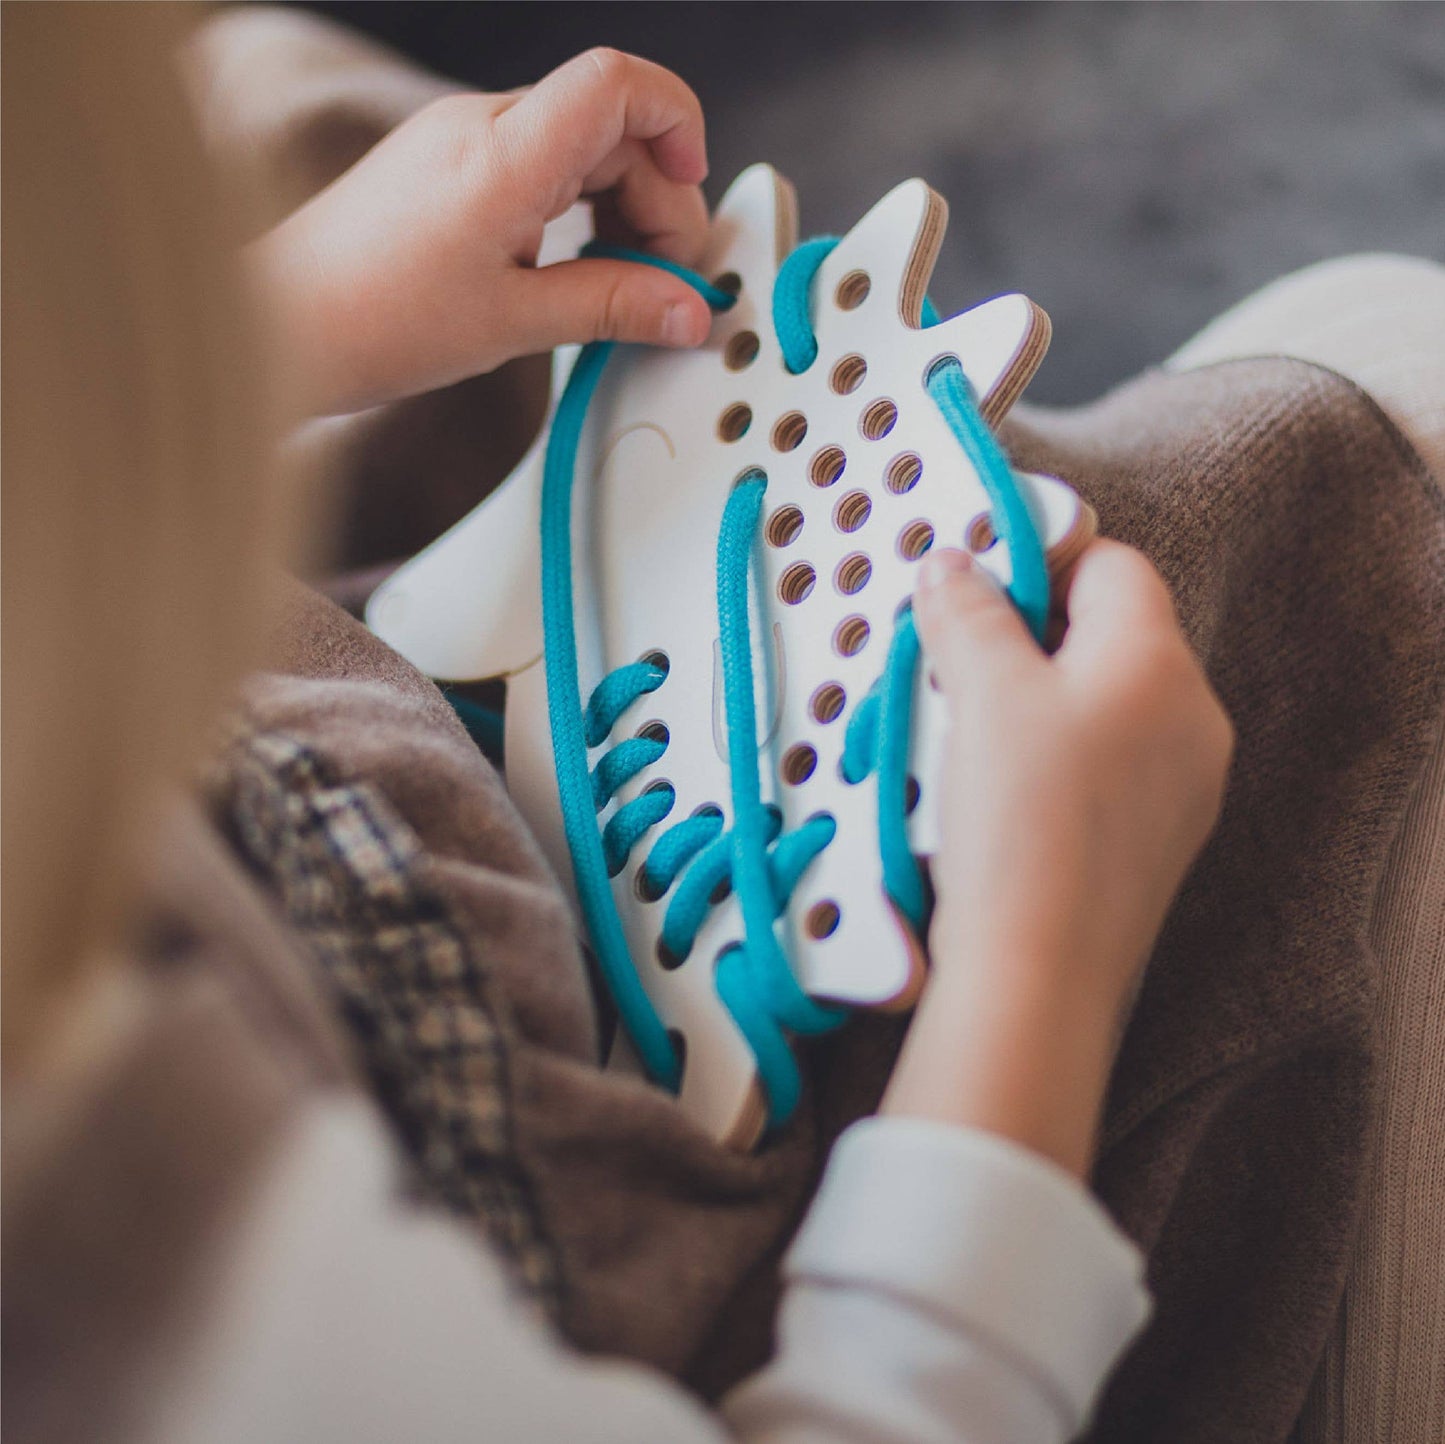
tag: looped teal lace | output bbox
[539,234,1048,1126]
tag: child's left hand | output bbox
[253,48,714,415]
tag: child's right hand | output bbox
[883,540,1233,1178]
[254,49,715,416]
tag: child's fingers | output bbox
[586,140,710,266]
[509,255,712,353]
[914,548,1042,697]
[1052,539,1179,672]
[502,49,708,222]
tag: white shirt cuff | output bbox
[786,1117,1151,1432]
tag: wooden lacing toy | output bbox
[368,165,1095,1149]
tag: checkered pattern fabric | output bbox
[218,727,559,1309]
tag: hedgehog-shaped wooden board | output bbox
[368,164,1094,1148]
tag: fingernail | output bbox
[662,302,699,347]
[919,548,970,591]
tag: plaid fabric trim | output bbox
[218,728,559,1309]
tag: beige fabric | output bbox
[1165,254,1445,1444]
[1168,253,1445,483]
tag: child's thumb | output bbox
[511,257,712,354]
[913,547,1039,695]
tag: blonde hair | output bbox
[2,3,283,1065]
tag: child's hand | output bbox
[255,49,715,415]
[884,541,1233,1177]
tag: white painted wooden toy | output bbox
[368,164,1095,1149]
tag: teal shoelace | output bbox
[539,236,1048,1128]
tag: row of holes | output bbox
[771,517,996,608]
[718,264,870,379]
[759,445,921,497]
[774,521,936,609]
[718,397,898,447]
[646,258,881,964]
[718,269,872,367]
[767,497,996,555]
[724,334,871,403]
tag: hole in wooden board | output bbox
[635,867,667,903]
[860,398,898,441]
[765,504,804,548]
[833,490,872,534]
[656,937,684,970]
[834,614,871,657]
[636,720,670,746]
[778,561,816,605]
[718,403,752,442]
[641,649,671,675]
[724,329,760,370]
[805,900,841,939]
[830,353,868,395]
[966,513,998,553]
[898,520,935,561]
[810,682,846,724]
[886,452,922,494]
[836,270,871,310]
[835,553,873,596]
[809,445,847,488]
[781,743,817,785]
[905,776,921,815]
[712,271,743,298]
[924,353,961,388]
[772,411,808,452]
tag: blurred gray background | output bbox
[308,1,1445,404]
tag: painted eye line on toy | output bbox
[539,237,1049,1127]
